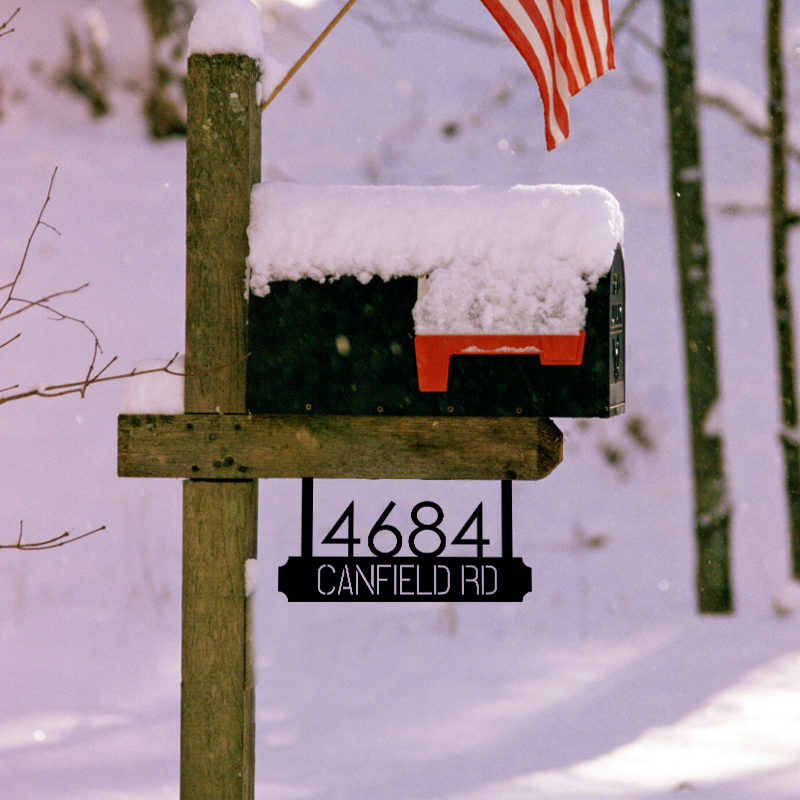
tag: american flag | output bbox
[480,0,615,150]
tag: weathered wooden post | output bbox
[181,50,260,798]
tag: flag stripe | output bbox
[578,0,610,80]
[481,0,570,149]
[521,1,572,145]
[602,0,615,69]
[480,0,614,149]
[558,0,592,92]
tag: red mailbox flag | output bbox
[480,0,615,150]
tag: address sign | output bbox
[278,479,532,602]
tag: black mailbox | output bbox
[246,244,624,419]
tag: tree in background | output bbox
[141,0,194,138]
[766,0,800,579]
[661,0,733,612]
[49,1,193,137]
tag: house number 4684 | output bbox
[321,501,488,559]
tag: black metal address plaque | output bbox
[278,479,532,602]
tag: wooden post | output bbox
[182,481,258,799]
[182,52,260,799]
[185,54,260,410]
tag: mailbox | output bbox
[246,183,625,419]
[246,244,624,419]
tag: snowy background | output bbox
[3,0,800,797]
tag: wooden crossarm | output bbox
[118,413,563,481]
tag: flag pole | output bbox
[260,0,361,112]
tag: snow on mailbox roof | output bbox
[187,0,264,62]
[247,183,623,336]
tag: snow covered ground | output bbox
[2,0,800,797]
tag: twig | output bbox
[0,332,20,350]
[0,7,19,39]
[0,167,60,317]
[3,289,105,397]
[4,296,100,349]
[612,0,648,36]
[697,85,800,162]
[1,521,106,551]
[0,351,249,405]
[86,353,117,383]
[0,354,176,404]
[623,22,662,58]
[353,6,503,46]
[0,283,90,322]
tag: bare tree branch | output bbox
[353,4,503,46]
[623,23,663,58]
[0,167,60,318]
[3,164,253,408]
[612,0,649,36]
[0,350,251,406]
[0,352,179,404]
[611,25,800,170]
[2,168,124,402]
[0,521,106,551]
[0,282,90,323]
[696,83,800,161]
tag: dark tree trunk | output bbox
[140,0,193,138]
[661,0,734,612]
[767,0,800,579]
